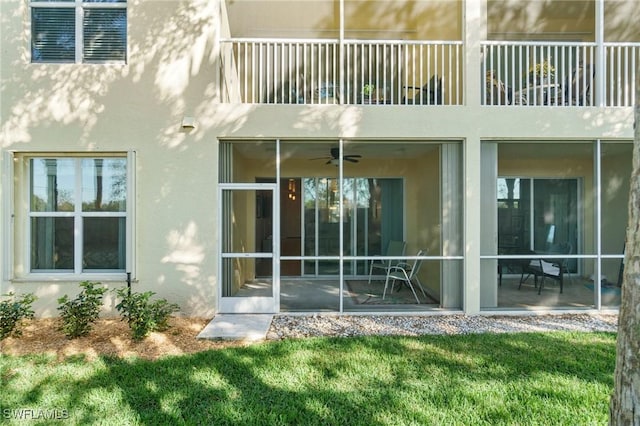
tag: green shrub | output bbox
[57,281,107,338]
[115,287,180,340]
[0,292,37,340]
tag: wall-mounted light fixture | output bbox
[181,116,196,130]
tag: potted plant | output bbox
[361,83,378,104]
[528,60,555,84]
[361,83,390,104]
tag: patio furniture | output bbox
[383,249,428,303]
[485,70,511,105]
[368,240,406,284]
[513,83,560,105]
[402,75,443,105]
[564,63,594,106]
[313,82,340,104]
[519,243,571,294]
[498,249,529,287]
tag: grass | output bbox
[1,332,615,425]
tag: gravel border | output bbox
[267,313,618,339]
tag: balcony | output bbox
[482,41,639,107]
[219,38,638,108]
[219,38,463,105]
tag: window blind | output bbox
[83,9,127,62]
[31,1,127,63]
[31,8,76,63]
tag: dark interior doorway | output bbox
[256,178,302,276]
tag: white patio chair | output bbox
[383,249,428,303]
[368,240,406,284]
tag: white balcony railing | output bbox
[482,41,640,107]
[604,43,639,107]
[220,38,463,105]
[220,38,638,107]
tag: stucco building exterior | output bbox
[1,0,636,317]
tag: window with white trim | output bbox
[31,0,127,63]
[29,157,128,273]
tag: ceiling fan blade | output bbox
[312,149,362,164]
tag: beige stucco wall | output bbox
[0,0,635,317]
[1,0,222,317]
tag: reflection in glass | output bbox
[498,178,530,251]
[303,177,403,276]
[532,179,577,257]
[31,217,74,270]
[496,177,581,307]
[498,177,577,261]
[82,158,127,212]
[29,157,128,273]
[30,159,75,212]
[83,217,126,270]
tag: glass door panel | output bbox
[303,177,318,275]
[302,176,403,277]
[532,179,578,273]
[317,177,341,274]
[498,177,577,260]
[496,176,582,307]
[303,177,342,275]
[497,178,531,252]
[353,178,371,275]
[219,184,278,313]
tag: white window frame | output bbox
[13,152,135,282]
[30,0,127,64]
[2,151,16,281]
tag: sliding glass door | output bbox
[498,177,578,262]
[302,177,403,276]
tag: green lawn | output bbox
[1,332,615,425]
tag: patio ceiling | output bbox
[230,140,441,161]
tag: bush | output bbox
[57,281,107,338]
[115,287,180,340]
[0,292,37,340]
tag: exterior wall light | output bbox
[181,116,196,130]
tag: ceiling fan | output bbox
[310,147,362,165]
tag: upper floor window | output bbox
[31,0,127,63]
